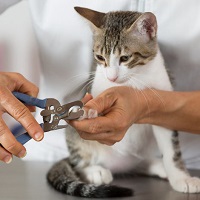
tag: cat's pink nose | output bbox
[108,76,118,82]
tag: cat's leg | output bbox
[153,126,200,193]
[66,124,113,185]
[68,108,113,185]
[68,141,113,185]
[135,158,167,179]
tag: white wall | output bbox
[0,0,40,128]
[0,0,40,85]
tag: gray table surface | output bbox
[0,158,200,200]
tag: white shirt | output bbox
[1,0,200,168]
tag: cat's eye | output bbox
[96,55,105,62]
[120,55,131,63]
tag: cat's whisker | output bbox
[65,70,102,97]
[63,71,98,94]
[129,76,166,109]
[126,77,151,120]
[128,72,149,77]
[64,71,96,84]
[63,76,91,90]
[127,76,166,120]
[127,73,167,109]
[74,78,95,96]
[66,73,93,82]
[80,78,94,93]
[128,72,171,95]
[139,89,151,119]
[74,71,104,95]
[128,72,163,83]
[63,77,94,97]
[127,83,140,112]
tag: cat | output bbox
[47,7,200,198]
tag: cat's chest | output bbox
[91,75,119,97]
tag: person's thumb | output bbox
[84,89,117,114]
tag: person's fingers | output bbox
[2,72,38,113]
[0,145,13,164]
[26,105,36,112]
[83,89,117,114]
[77,130,124,146]
[0,89,44,141]
[8,72,39,97]
[81,93,93,104]
[70,90,119,131]
[0,117,26,159]
[70,107,128,134]
[0,72,42,162]
[70,87,134,145]
[80,132,115,144]
[70,116,113,134]
[78,130,110,141]
[97,140,115,146]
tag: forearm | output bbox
[139,90,200,133]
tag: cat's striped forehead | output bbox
[101,11,142,55]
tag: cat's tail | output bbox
[47,158,133,198]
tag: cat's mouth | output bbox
[107,77,127,84]
[107,76,118,82]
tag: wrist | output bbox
[137,89,162,123]
[137,89,180,125]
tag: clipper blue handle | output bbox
[13,123,44,145]
[15,132,32,145]
[13,92,47,109]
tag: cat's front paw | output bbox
[88,109,98,119]
[171,176,200,193]
[81,165,113,185]
[80,109,98,120]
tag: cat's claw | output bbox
[171,176,200,193]
[79,109,98,120]
[81,165,113,185]
[88,109,98,119]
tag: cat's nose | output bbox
[106,67,119,82]
[108,76,118,82]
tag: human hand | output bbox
[0,72,44,163]
[69,86,149,145]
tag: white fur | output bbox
[81,165,113,185]
[104,51,119,82]
[79,48,200,193]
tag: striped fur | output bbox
[47,158,133,198]
[172,131,186,171]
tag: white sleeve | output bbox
[0,0,21,14]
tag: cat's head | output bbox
[75,7,158,84]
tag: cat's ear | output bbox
[128,12,157,42]
[74,7,105,32]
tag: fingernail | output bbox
[34,132,43,141]
[4,156,12,164]
[18,150,27,158]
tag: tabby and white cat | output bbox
[47,7,200,198]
